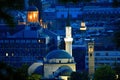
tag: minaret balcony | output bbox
[80,27,87,31]
[64,38,73,42]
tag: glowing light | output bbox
[12,53,14,56]
[64,38,73,42]
[6,53,8,57]
[89,47,93,52]
[81,22,85,27]
[27,11,38,23]
[33,13,36,18]
[80,27,87,30]
[80,21,87,30]
[116,75,119,79]
[38,40,41,43]
[29,15,32,19]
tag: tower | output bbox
[80,21,87,43]
[64,12,73,56]
[27,5,40,30]
[88,39,95,79]
[27,5,39,23]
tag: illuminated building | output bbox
[28,10,76,80]
[87,39,95,79]
[27,5,39,23]
[0,6,58,67]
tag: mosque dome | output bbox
[46,50,72,59]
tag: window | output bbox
[32,40,37,43]
[106,52,108,56]
[38,40,41,43]
[90,53,92,57]
[6,53,8,57]
[16,40,20,43]
[61,14,65,18]
[12,53,14,56]
[96,53,100,56]
[10,40,14,43]
[26,40,30,43]
[5,40,9,43]
[21,40,25,43]
[89,46,93,52]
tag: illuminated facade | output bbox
[0,33,57,67]
[0,5,58,67]
[85,50,120,69]
[27,5,39,23]
[88,39,95,79]
[28,49,76,80]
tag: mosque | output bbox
[27,6,76,80]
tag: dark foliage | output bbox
[0,0,24,27]
[94,65,116,80]
[112,0,120,8]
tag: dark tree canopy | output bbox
[94,65,116,80]
[0,0,24,27]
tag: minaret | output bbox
[80,21,87,43]
[64,11,73,56]
[88,39,95,80]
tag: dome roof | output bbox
[28,5,38,11]
[46,50,72,59]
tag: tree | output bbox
[70,72,81,80]
[0,62,15,80]
[70,71,88,80]
[94,65,116,80]
[14,64,29,80]
[113,63,120,80]
[0,0,24,27]
[28,73,42,80]
[80,71,89,80]
[112,0,120,8]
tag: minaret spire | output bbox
[64,9,73,56]
[66,10,70,26]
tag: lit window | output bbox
[33,13,37,18]
[29,15,32,20]
[12,53,14,56]
[38,40,41,43]
[89,46,93,52]
[6,53,8,57]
